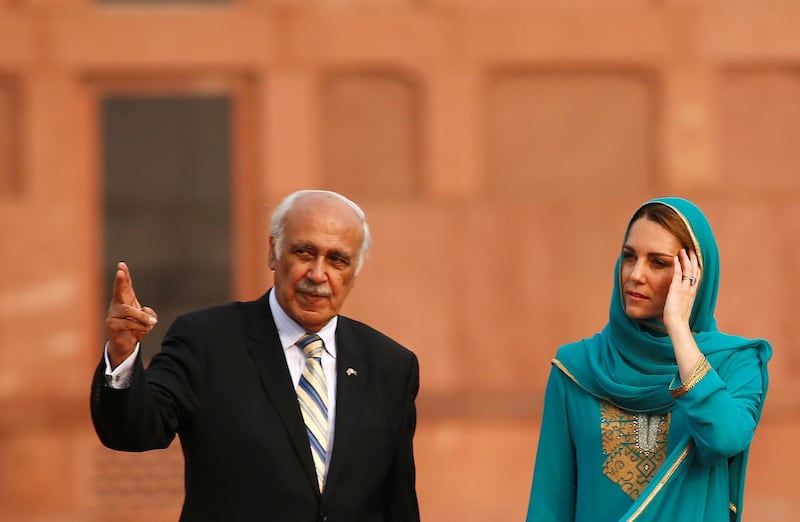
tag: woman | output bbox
[525,197,771,522]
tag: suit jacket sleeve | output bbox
[90,312,205,451]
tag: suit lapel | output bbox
[324,318,368,493]
[244,293,319,495]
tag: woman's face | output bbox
[620,217,682,321]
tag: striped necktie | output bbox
[296,333,329,492]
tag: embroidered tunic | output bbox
[526,355,764,522]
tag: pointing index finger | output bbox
[112,261,140,309]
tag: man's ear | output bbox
[267,236,277,270]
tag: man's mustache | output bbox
[295,280,333,297]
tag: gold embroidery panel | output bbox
[600,402,670,500]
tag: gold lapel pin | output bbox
[346,368,358,377]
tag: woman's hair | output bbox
[629,202,696,253]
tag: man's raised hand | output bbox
[105,262,157,368]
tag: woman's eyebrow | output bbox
[623,245,675,258]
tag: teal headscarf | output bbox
[553,197,772,521]
[556,196,771,414]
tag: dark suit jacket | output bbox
[91,291,420,522]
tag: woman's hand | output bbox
[662,248,701,333]
[663,249,705,381]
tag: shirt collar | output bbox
[268,289,337,358]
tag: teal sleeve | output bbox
[676,349,765,464]
[526,366,576,522]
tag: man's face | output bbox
[268,195,363,332]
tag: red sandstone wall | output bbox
[1,1,799,520]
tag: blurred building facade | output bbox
[1,0,799,520]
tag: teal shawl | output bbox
[554,197,772,521]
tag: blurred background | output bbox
[1,0,799,520]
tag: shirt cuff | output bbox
[104,341,139,389]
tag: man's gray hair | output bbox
[270,190,372,275]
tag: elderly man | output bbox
[91,189,420,522]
